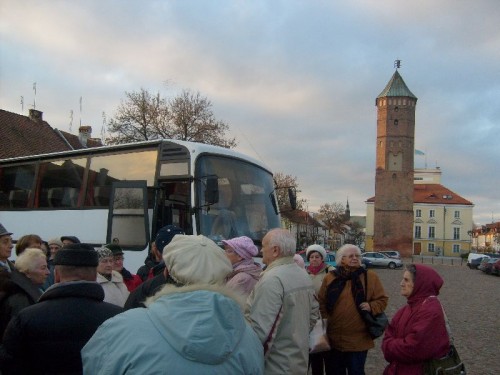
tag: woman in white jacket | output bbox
[96,247,129,307]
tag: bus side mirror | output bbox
[205,177,219,205]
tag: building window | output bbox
[415,226,421,239]
[428,226,435,239]
[430,210,435,218]
[454,210,460,218]
[416,209,422,218]
[428,243,435,252]
[453,244,460,253]
[453,227,460,240]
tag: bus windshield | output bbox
[196,155,279,246]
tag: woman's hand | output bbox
[359,302,371,312]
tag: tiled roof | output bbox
[366,184,473,206]
[0,109,72,159]
[281,209,324,227]
[377,70,417,99]
[0,109,102,159]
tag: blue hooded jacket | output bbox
[82,286,263,375]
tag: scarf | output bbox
[326,266,366,314]
[307,262,327,275]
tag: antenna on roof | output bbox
[69,110,74,132]
[20,96,24,113]
[32,82,37,109]
[394,60,401,69]
[101,111,107,143]
[79,97,83,127]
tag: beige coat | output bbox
[245,257,319,375]
[96,271,129,307]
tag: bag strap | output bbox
[426,296,454,345]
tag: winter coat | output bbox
[82,284,264,375]
[0,268,42,340]
[96,270,129,307]
[245,256,319,375]
[124,272,168,310]
[382,265,449,375]
[306,262,335,295]
[318,267,388,352]
[226,260,262,296]
[119,268,142,292]
[0,281,122,374]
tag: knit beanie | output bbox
[155,225,185,254]
[95,247,113,260]
[163,235,232,285]
[221,236,258,260]
[47,238,63,248]
[306,244,327,261]
[54,243,98,267]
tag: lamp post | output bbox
[467,230,473,252]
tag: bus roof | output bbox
[0,138,272,173]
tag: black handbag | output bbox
[361,272,388,339]
[361,310,389,339]
[423,344,466,374]
[423,300,466,374]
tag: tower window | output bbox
[394,119,399,126]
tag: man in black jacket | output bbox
[0,243,122,374]
[124,225,184,309]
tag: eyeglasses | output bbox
[342,254,362,259]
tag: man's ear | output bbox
[54,267,61,283]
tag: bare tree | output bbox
[318,202,347,235]
[106,88,237,148]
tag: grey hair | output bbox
[266,228,296,257]
[14,248,46,274]
[406,264,417,281]
[335,244,362,265]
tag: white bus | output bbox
[0,139,289,271]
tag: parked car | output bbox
[362,252,403,269]
[467,256,489,269]
[477,257,492,272]
[491,259,500,276]
[379,250,401,259]
[480,258,498,274]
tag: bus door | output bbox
[155,180,192,234]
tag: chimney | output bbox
[79,125,92,147]
[29,109,43,121]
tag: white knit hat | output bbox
[306,244,327,261]
[163,235,232,285]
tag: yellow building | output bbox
[366,168,474,257]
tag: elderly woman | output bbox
[318,244,388,375]
[0,248,49,338]
[222,236,261,296]
[382,264,449,375]
[96,247,129,307]
[306,244,335,375]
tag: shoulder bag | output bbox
[423,298,466,375]
[361,272,388,339]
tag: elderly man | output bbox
[245,228,319,375]
[0,224,14,273]
[0,243,122,374]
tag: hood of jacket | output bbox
[408,264,444,305]
[145,285,247,365]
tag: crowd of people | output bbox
[0,221,453,375]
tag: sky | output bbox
[1,0,499,226]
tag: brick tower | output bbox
[373,67,417,257]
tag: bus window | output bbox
[0,165,36,209]
[37,158,87,208]
[85,150,157,207]
[196,155,280,244]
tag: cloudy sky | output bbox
[1,0,499,225]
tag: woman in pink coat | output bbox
[382,264,449,375]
